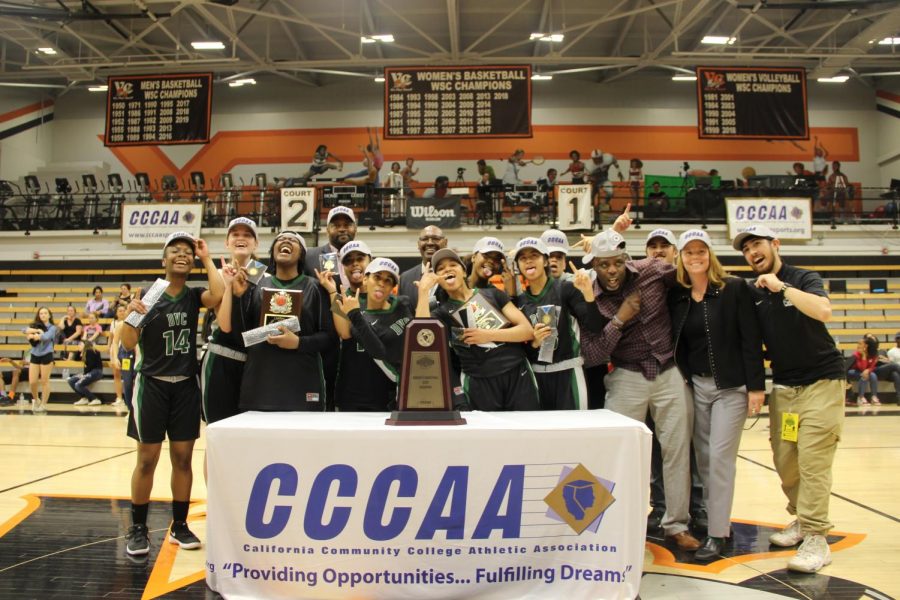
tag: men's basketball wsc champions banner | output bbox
[206,412,649,599]
[696,67,808,140]
[104,73,212,146]
[384,66,531,139]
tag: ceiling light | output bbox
[229,78,256,87]
[530,32,563,42]
[362,34,394,44]
[877,37,900,45]
[191,41,225,50]
[531,74,553,80]
[701,36,736,45]
[37,47,57,55]
[88,85,108,92]
[672,75,697,81]
[374,76,385,83]
[817,75,848,83]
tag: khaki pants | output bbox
[768,378,844,535]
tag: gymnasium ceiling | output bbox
[0,0,898,91]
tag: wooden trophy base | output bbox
[385,410,467,426]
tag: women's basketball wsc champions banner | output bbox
[696,67,808,140]
[206,411,649,599]
[384,66,531,139]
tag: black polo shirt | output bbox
[748,263,844,386]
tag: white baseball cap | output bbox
[227,216,258,238]
[581,230,627,265]
[512,237,549,260]
[645,228,676,247]
[732,225,777,251]
[677,229,712,251]
[364,257,400,283]
[163,231,196,252]
[339,239,372,263]
[472,236,505,255]
[327,206,356,224]
[540,229,569,255]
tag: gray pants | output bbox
[605,365,693,536]
[691,376,747,538]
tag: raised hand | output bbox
[195,238,210,260]
[338,288,360,313]
[570,260,595,300]
[612,202,633,233]
[315,268,338,295]
[127,287,147,316]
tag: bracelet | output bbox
[611,316,625,330]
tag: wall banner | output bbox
[555,184,593,231]
[384,65,531,139]
[206,411,649,600]
[726,197,813,241]
[120,203,203,245]
[104,73,213,146]
[696,67,808,140]
[406,197,461,229]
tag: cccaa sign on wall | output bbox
[121,203,202,245]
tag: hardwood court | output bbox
[1,402,898,599]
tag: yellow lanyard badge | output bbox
[781,411,799,442]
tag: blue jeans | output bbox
[68,369,103,401]
[848,369,878,397]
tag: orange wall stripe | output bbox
[876,89,900,105]
[101,125,859,184]
[0,99,54,124]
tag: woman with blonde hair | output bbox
[668,229,765,561]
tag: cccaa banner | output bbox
[726,197,812,241]
[206,411,649,599]
[121,203,202,245]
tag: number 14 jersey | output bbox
[135,286,205,377]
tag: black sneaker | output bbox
[168,520,201,550]
[125,523,150,556]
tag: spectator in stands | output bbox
[589,149,623,209]
[560,150,586,184]
[789,162,813,178]
[399,226,447,303]
[59,305,83,361]
[23,306,56,413]
[69,340,104,406]
[579,230,700,551]
[423,175,451,199]
[734,224,845,573]
[401,157,418,197]
[826,161,851,221]
[628,158,644,205]
[85,286,109,318]
[848,337,881,405]
[537,168,558,192]
[115,283,134,311]
[299,144,343,183]
[889,332,900,365]
[645,181,669,218]
[502,149,527,186]
[385,161,405,191]
[812,136,829,177]
[669,229,765,560]
[864,333,900,402]
[476,159,497,183]
[0,356,24,405]
[82,312,102,344]
[108,304,129,408]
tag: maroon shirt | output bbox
[581,257,677,380]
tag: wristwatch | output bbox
[780,282,793,294]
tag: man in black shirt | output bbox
[120,232,225,557]
[398,225,447,303]
[734,224,845,573]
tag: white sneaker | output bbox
[787,534,832,573]
[769,519,804,547]
[73,398,90,406]
[112,398,125,407]
[88,399,102,406]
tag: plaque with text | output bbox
[104,73,212,146]
[696,67,808,140]
[259,288,302,327]
[386,319,465,425]
[384,65,531,139]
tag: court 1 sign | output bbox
[205,411,648,600]
[555,184,592,231]
[121,203,202,245]
[280,187,316,233]
[726,197,812,241]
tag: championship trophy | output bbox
[385,319,466,426]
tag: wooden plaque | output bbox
[259,288,303,328]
